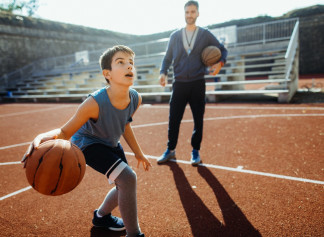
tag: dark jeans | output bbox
[167,79,206,151]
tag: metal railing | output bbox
[285,21,299,80]
[233,18,298,47]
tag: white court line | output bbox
[1,113,323,149]
[132,113,324,128]
[125,152,324,185]
[205,105,324,111]
[0,186,32,201]
[1,151,323,202]
[0,142,30,150]
[0,105,75,118]
[1,112,323,201]
[141,104,324,111]
[1,148,323,202]
[0,161,21,166]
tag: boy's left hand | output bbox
[136,155,152,171]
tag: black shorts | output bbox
[83,143,128,184]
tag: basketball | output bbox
[25,139,86,196]
[201,46,222,66]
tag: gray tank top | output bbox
[71,87,139,150]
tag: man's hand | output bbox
[159,74,167,87]
[209,61,224,76]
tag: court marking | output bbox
[125,152,324,185]
[0,186,32,201]
[1,149,323,202]
[142,104,324,111]
[0,161,21,166]
[0,142,30,150]
[1,112,323,149]
[0,105,75,118]
[1,111,323,201]
[132,113,324,128]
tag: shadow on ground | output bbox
[164,162,261,236]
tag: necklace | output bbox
[185,27,197,54]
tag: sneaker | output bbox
[157,149,175,164]
[92,210,125,231]
[126,234,145,237]
[191,149,201,165]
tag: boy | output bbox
[22,45,151,237]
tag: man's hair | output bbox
[99,45,135,71]
[99,45,135,84]
[184,0,199,9]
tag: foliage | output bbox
[0,0,39,16]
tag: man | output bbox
[157,1,228,165]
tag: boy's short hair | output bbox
[184,0,199,9]
[99,45,135,71]
[99,45,135,84]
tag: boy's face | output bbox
[103,51,135,86]
[185,5,199,25]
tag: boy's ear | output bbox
[102,69,110,79]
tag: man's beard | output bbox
[186,17,197,25]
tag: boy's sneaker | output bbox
[157,149,175,164]
[191,149,201,165]
[92,210,125,231]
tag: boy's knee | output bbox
[116,166,137,188]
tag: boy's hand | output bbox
[209,61,224,76]
[21,134,57,168]
[136,155,152,171]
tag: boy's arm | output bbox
[21,96,99,164]
[122,93,151,171]
[123,123,152,171]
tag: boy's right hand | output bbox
[21,134,57,168]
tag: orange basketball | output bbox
[25,139,86,196]
[201,46,222,66]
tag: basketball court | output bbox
[0,100,323,236]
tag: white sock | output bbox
[96,210,103,218]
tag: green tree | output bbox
[0,0,39,16]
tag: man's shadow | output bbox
[165,162,261,236]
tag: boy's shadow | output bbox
[90,227,126,237]
[165,162,261,236]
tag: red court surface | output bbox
[0,100,323,236]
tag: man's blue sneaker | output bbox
[157,149,175,164]
[92,210,125,231]
[191,149,201,165]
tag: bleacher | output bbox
[0,18,299,103]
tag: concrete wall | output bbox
[0,13,137,77]
[0,12,323,78]
[298,14,324,74]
